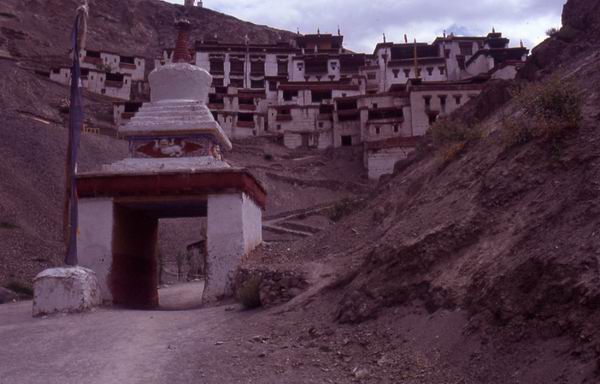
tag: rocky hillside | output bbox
[243,1,600,382]
[0,0,296,68]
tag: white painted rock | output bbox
[32,267,101,317]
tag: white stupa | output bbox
[106,17,231,173]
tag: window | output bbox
[367,72,376,80]
[229,78,243,88]
[416,68,422,77]
[454,95,462,105]
[212,111,219,121]
[210,60,224,73]
[283,90,298,101]
[341,135,352,146]
[426,67,434,76]
[230,60,244,74]
[239,97,254,106]
[297,62,304,71]
[375,126,381,135]
[445,49,451,58]
[439,95,447,112]
[424,96,432,108]
[392,69,400,78]
[268,80,277,91]
[394,125,399,133]
[428,113,437,125]
[439,67,446,75]
[403,69,411,78]
[337,99,357,111]
[311,90,332,103]
[372,103,378,109]
[459,43,473,56]
[319,104,334,114]
[250,79,264,89]
[277,61,288,76]
[209,94,224,104]
[319,122,324,128]
[277,124,282,130]
[250,61,264,75]
[212,77,224,87]
[238,113,254,122]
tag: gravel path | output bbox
[0,284,330,384]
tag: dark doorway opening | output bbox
[341,135,352,146]
[111,197,207,310]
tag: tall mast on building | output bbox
[244,34,249,89]
[413,38,419,79]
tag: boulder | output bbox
[32,267,101,317]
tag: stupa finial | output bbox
[173,17,192,63]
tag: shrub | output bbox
[0,222,18,229]
[328,198,365,222]
[5,281,33,297]
[430,118,481,147]
[502,79,582,147]
[236,277,262,309]
[546,27,559,37]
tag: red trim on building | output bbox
[77,169,267,209]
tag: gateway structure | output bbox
[75,18,265,307]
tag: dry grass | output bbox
[501,79,583,148]
[430,118,482,147]
[442,142,467,163]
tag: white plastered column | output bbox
[204,192,262,302]
[77,198,114,302]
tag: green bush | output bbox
[236,277,262,309]
[430,118,481,147]
[502,79,582,147]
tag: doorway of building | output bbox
[341,135,353,146]
[110,197,207,310]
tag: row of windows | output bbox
[392,66,446,79]
[209,61,289,76]
[423,94,467,108]
[372,125,401,135]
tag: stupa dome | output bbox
[149,62,212,104]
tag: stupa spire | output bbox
[173,17,192,63]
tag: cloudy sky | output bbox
[165,0,566,53]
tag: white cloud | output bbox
[165,0,565,52]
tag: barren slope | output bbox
[241,1,600,382]
[0,0,295,68]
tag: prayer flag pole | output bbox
[63,1,88,266]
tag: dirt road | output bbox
[0,284,328,384]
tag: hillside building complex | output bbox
[49,29,528,179]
